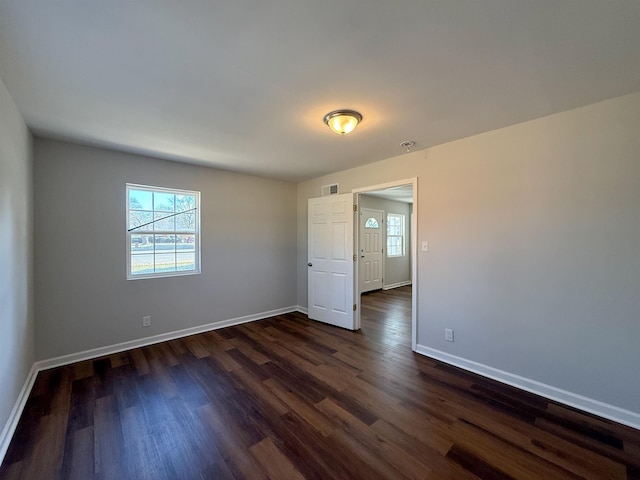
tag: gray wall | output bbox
[34,139,297,360]
[0,78,34,438]
[359,194,411,288]
[297,92,640,413]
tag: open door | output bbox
[307,193,356,330]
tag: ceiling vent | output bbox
[321,183,339,196]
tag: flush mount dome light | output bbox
[323,109,362,135]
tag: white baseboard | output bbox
[296,305,308,315]
[383,281,412,290]
[0,305,298,465]
[35,306,299,372]
[0,364,38,463]
[415,344,640,431]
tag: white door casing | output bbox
[307,194,356,330]
[359,208,384,293]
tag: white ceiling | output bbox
[1,1,640,182]
[362,185,413,204]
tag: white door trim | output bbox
[353,178,418,351]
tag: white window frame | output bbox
[126,183,201,280]
[386,213,405,257]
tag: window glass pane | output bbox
[387,213,404,257]
[177,234,195,251]
[175,194,196,212]
[176,211,196,231]
[130,234,153,252]
[365,217,379,229]
[131,253,154,276]
[155,253,176,272]
[154,212,175,231]
[154,234,176,251]
[129,211,153,231]
[129,190,152,211]
[154,192,175,212]
[177,252,195,271]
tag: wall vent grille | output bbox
[321,184,339,196]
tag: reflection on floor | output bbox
[360,285,412,349]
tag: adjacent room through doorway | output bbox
[356,181,415,349]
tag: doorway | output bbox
[354,178,417,351]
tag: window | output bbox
[364,217,379,229]
[386,213,405,257]
[127,184,200,279]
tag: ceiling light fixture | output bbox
[323,109,362,135]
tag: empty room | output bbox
[1,1,639,479]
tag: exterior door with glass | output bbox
[359,208,384,293]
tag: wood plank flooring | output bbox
[2,286,639,479]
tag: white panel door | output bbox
[359,208,384,293]
[308,194,356,330]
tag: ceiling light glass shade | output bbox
[323,110,362,135]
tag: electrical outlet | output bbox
[444,328,454,342]
[142,315,151,327]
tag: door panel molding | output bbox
[308,193,356,330]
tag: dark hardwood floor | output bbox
[2,285,639,479]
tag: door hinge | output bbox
[353,205,357,212]
[353,304,357,311]
[353,254,357,261]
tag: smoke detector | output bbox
[400,140,415,153]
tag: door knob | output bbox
[307,262,313,267]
